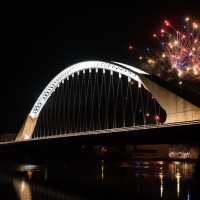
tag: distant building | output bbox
[127,144,169,159]
[0,133,18,142]
[169,145,199,159]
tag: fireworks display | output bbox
[139,18,200,81]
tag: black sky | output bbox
[1,1,200,133]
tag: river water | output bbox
[0,160,199,200]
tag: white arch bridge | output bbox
[15,61,200,141]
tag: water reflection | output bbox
[175,169,181,198]
[27,170,33,180]
[169,162,194,179]
[169,162,195,198]
[45,164,48,181]
[187,189,190,200]
[12,177,88,200]
[13,179,32,200]
[17,164,38,172]
[158,167,163,198]
[11,163,88,200]
[13,164,36,200]
[13,176,87,200]
[136,161,196,199]
[101,160,104,180]
[0,161,199,200]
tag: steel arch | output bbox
[30,61,148,118]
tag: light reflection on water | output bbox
[13,179,32,200]
[0,161,199,200]
[101,160,104,180]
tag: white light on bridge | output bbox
[24,135,29,140]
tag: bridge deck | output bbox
[1,120,200,146]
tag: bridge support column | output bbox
[139,75,200,123]
[15,115,38,141]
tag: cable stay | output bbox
[32,68,166,139]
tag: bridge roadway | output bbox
[1,120,200,147]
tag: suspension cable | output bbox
[83,70,90,131]
[139,86,145,125]
[129,81,135,126]
[154,98,158,124]
[96,70,100,130]
[105,72,112,129]
[56,84,62,135]
[52,89,58,135]
[124,77,130,127]
[134,85,139,126]
[67,76,73,133]
[111,73,115,128]
[115,74,120,128]
[97,70,104,130]
[72,74,78,132]
[144,91,149,125]
[77,71,83,132]
[90,70,97,131]
[65,77,69,134]
[62,79,67,134]
[48,93,53,136]
[120,77,125,127]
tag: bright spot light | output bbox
[165,21,169,26]
[154,116,159,120]
[185,17,189,21]
[146,113,149,116]
[129,46,133,49]
[24,135,29,140]
[139,56,142,59]
[148,59,155,65]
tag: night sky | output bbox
[1,1,200,134]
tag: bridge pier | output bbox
[15,115,38,141]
